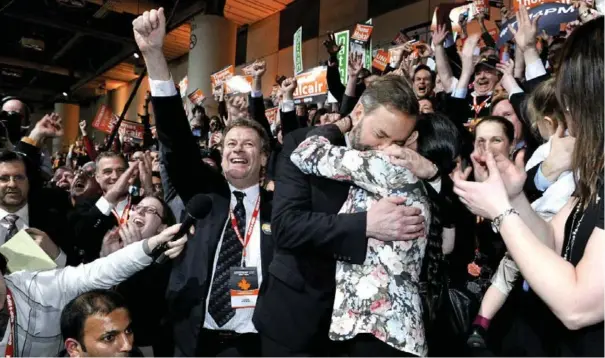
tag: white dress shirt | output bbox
[96,196,131,220]
[0,205,66,268]
[203,184,263,333]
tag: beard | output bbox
[348,121,372,151]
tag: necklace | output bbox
[564,201,585,261]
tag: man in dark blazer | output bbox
[253,76,428,356]
[134,8,274,356]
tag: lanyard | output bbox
[229,196,260,263]
[472,94,491,118]
[112,196,131,226]
[5,288,16,358]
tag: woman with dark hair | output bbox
[208,115,225,147]
[453,18,604,356]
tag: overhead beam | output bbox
[61,0,208,100]
[0,56,84,78]
[52,33,84,62]
[2,11,135,45]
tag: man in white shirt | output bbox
[0,222,185,357]
[133,8,275,356]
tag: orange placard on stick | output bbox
[265,107,278,125]
[188,89,205,106]
[351,24,374,44]
[372,49,390,72]
[92,104,116,134]
[293,66,328,104]
[210,65,235,94]
[118,121,144,142]
[224,75,253,95]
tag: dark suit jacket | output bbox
[253,124,367,352]
[17,140,78,264]
[152,94,274,356]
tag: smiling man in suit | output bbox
[133,8,274,357]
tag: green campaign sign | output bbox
[334,30,350,85]
[294,27,303,75]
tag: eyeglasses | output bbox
[0,175,26,184]
[74,169,94,178]
[131,205,163,220]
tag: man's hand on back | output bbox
[367,197,425,241]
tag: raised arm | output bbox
[134,8,226,202]
[291,135,418,197]
[433,24,456,92]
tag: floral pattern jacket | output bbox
[291,135,430,356]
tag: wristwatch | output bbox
[491,208,519,233]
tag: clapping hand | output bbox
[453,151,513,220]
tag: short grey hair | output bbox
[359,75,419,116]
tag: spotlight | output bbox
[133,53,140,59]
[62,92,68,97]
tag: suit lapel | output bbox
[259,189,273,276]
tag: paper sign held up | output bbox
[265,107,279,125]
[0,230,57,273]
[351,23,373,44]
[224,75,253,95]
[372,49,390,72]
[211,65,235,95]
[188,89,205,106]
[92,104,116,134]
[293,66,328,104]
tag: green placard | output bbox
[364,18,373,69]
[334,30,350,85]
[294,27,303,75]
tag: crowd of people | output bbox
[0,1,602,356]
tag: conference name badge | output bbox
[229,267,259,309]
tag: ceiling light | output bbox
[62,92,68,97]
[133,53,140,59]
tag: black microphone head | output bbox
[186,194,213,219]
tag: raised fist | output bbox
[133,8,166,53]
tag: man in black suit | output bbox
[253,76,428,356]
[68,153,139,263]
[0,113,74,264]
[134,8,274,356]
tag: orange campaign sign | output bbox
[210,65,235,94]
[92,104,116,134]
[188,89,205,106]
[293,66,328,104]
[265,107,278,125]
[224,75,253,95]
[372,49,390,72]
[118,121,145,142]
[513,0,571,11]
[351,24,374,44]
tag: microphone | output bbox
[152,193,213,263]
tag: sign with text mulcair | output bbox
[293,66,328,104]
[293,26,304,75]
